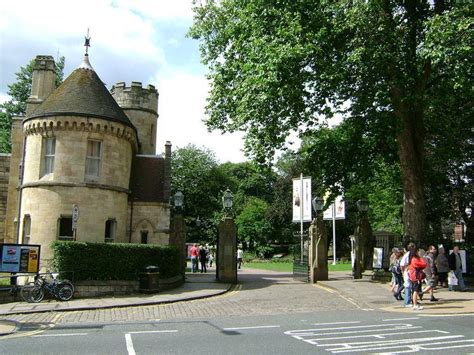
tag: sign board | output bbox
[323,195,346,220]
[72,204,79,230]
[0,244,41,273]
[292,177,312,222]
[373,247,384,269]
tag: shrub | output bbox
[51,241,180,281]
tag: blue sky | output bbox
[0,0,247,163]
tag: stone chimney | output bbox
[26,55,56,116]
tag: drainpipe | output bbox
[129,197,134,243]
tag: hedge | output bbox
[51,241,180,281]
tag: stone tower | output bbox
[111,82,159,155]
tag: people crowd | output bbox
[389,241,468,311]
[189,243,215,273]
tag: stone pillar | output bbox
[170,213,186,277]
[309,215,328,283]
[353,214,373,278]
[217,217,237,283]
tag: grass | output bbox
[244,261,352,273]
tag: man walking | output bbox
[190,244,199,273]
[448,246,467,291]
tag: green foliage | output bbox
[190,1,473,242]
[235,197,272,249]
[50,241,180,281]
[0,56,65,152]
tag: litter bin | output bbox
[139,266,160,293]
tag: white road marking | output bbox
[382,317,419,321]
[223,325,280,330]
[125,333,136,355]
[128,330,178,334]
[285,321,471,354]
[32,333,88,337]
[311,321,361,326]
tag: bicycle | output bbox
[21,273,74,303]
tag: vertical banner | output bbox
[292,177,312,222]
[323,195,346,220]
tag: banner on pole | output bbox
[323,195,346,220]
[292,177,312,222]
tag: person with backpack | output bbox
[409,247,427,311]
[422,245,439,302]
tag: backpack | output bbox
[389,261,401,275]
[409,256,427,282]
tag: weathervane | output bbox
[84,28,91,54]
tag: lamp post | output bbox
[222,188,233,214]
[309,197,328,282]
[173,191,184,209]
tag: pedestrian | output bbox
[199,245,208,273]
[237,247,244,269]
[389,248,404,301]
[208,251,214,268]
[436,247,449,287]
[448,246,467,291]
[408,246,427,311]
[389,247,399,293]
[400,242,416,308]
[421,245,438,302]
[190,243,199,273]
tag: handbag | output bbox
[448,271,458,286]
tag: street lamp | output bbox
[357,199,369,213]
[312,197,324,213]
[222,189,233,210]
[173,191,184,208]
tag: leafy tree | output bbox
[190,1,473,242]
[0,56,65,152]
[235,197,272,251]
[171,144,232,243]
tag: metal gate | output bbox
[292,232,309,282]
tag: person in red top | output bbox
[408,247,427,311]
[190,244,199,273]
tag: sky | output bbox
[0,0,248,163]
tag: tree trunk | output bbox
[396,111,427,244]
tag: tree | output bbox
[235,197,272,252]
[190,1,473,242]
[0,56,65,152]
[171,144,232,243]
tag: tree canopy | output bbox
[190,0,473,242]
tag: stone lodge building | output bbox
[0,50,172,263]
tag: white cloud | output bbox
[156,71,246,163]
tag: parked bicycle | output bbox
[21,273,74,303]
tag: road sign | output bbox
[72,204,79,230]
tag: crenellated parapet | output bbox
[23,117,138,149]
[111,82,158,115]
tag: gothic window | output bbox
[22,215,31,244]
[58,216,73,241]
[85,140,102,181]
[105,219,116,243]
[41,137,55,177]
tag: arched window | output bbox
[105,219,117,243]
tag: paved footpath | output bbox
[0,268,472,336]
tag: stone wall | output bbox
[0,154,11,242]
[128,202,170,245]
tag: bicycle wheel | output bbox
[56,283,74,301]
[59,279,75,293]
[20,283,35,302]
[22,285,45,303]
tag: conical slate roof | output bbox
[27,57,134,128]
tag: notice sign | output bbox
[292,177,312,222]
[0,244,41,273]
